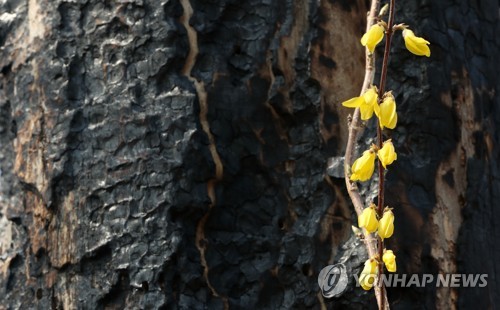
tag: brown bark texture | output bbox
[0,0,498,309]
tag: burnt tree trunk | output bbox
[0,0,498,309]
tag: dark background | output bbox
[0,0,498,308]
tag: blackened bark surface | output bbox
[0,0,498,309]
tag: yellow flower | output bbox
[376,92,397,129]
[358,203,379,233]
[378,208,394,240]
[350,150,376,182]
[359,258,378,290]
[360,87,380,120]
[361,24,385,53]
[342,87,380,121]
[383,250,397,272]
[377,139,397,169]
[402,29,430,57]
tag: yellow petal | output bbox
[383,250,397,272]
[360,274,376,290]
[350,150,376,182]
[358,204,379,233]
[386,109,397,129]
[359,87,379,121]
[361,24,385,53]
[359,259,378,290]
[378,209,394,240]
[363,87,378,107]
[403,29,431,57]
[373,101,381,121]
[377,139,397,168]
[359,102,374,120]
[379,93,397,129]
[360,32,369,47]
[342,96,365,108]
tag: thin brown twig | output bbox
[343,0,379,223]
[376,1,395,308]
[343,0,386,308]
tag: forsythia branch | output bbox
[341,0,430,309]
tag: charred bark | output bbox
[0,0,498,309]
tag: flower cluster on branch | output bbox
[340,3,430,297]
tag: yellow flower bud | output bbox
[376,92,397,129]
[350,150,376,182]
[378,208,394,240]
[359,258,378,290]
[377,139,397,169]
[351,225,361,234]
[358,203,379,233]
[361,24,385,53]
[341,87,380,121]
[383,249,397,272]
[402,29,430,57]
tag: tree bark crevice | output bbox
[0,0,498,308]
